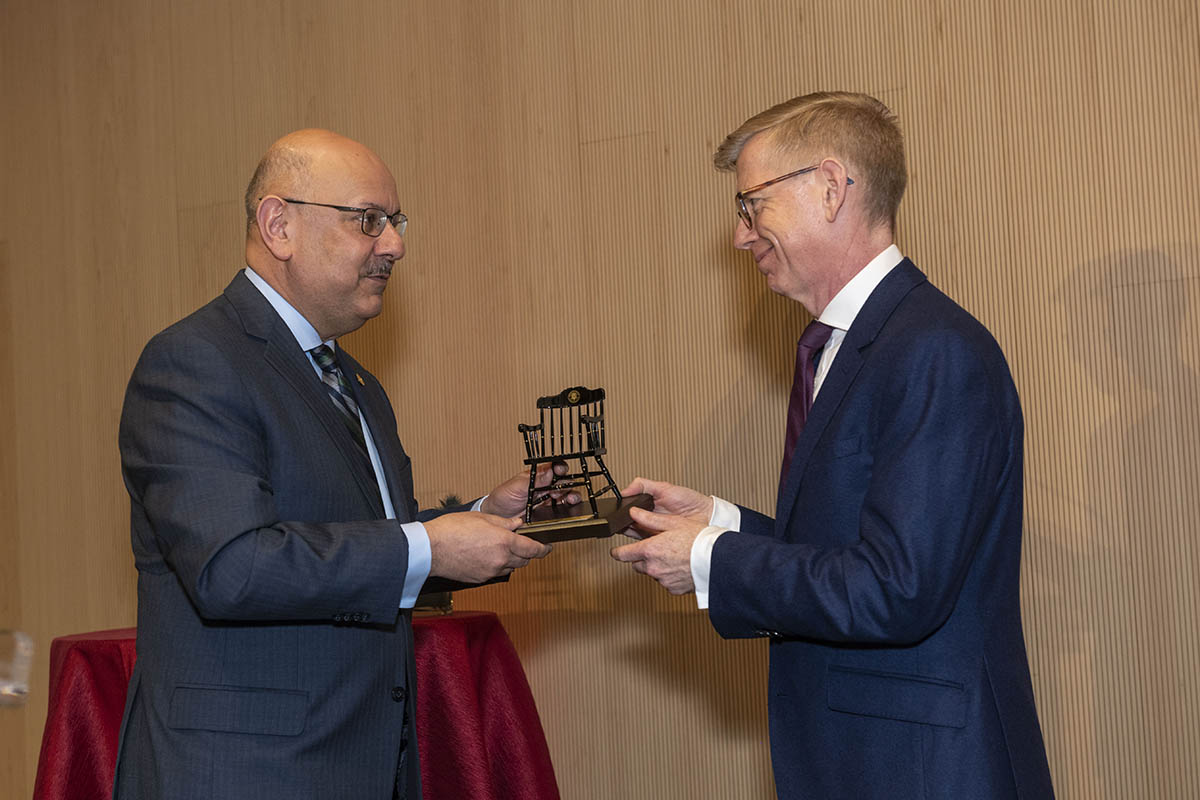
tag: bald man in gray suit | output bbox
[114,129,552,799]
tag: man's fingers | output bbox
[532,461,570,488]
[474,512,523,531]
[616,525,644,540]
[623,475,672,498]
[610,541,646,563]
[621,476,650,497]
[510,534,552,559]
[532,463,554,488]
[629,505,675,532]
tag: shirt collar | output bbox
[819,244,904,332]
[243,267,332,353]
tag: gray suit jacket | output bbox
[113,271,423,799]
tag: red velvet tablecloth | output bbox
[32,612,559,800]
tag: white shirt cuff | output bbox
[691,526,726,610]
[398,521,432,608]
[710,495,741,529]
[690,497,740,610]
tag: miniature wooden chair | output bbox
[517,386,623,524]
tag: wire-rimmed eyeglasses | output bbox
[282,198,407,237]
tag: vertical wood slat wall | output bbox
[1,1,1197,797]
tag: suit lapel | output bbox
[335,349,412,519]
[774,260,927,527]
[775,341,864,524]
[223,273,386,517]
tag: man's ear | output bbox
[256,195,294,260]
[819,158,852,223]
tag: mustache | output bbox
[363,259,393,278]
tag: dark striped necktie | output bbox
[309,344,369,454]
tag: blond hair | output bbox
[713,92,906,230]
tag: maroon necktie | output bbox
[780,319,835,486]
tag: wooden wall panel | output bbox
[2,0,1199,797]
[0,238,25,795]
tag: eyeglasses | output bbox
[735,165,853,229]
[282,198,407,237]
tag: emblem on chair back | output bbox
[517,386,622,524]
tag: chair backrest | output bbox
[519,386,607,461]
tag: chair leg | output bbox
[524,465,539,523]
[592,453,623,502]
[579,456,600,518]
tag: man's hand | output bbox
[610,507,706,595]
[618,477,713,539]
[424,511,552,584]
[480,462,578,518]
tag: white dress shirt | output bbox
[690,245,904,608]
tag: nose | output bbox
[732,217,757,250]
[375,222,406,260]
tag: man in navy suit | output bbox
[114,129,552,799]
[612,93,1055,798]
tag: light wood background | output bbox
[2,1,1198,797]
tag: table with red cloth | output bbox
[32,611,559,800]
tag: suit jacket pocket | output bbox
[833,435,861,458]
[827,665,965,728]
[168,684,308,736]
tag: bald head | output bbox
[243,129,405,340]
[244,129,394,234]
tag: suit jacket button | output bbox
[333,614,343,623]
[391,686,407,703]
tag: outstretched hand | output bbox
[610,506,706,595]
[621,476,713,525]
[481,462,579,518]
[615,476,713,541]
[425,511,552,584]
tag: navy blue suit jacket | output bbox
[114,272,425,799]
[710,260,1054,799]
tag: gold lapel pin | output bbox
[356,374,365,385]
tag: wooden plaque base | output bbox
[516,493,654,544]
